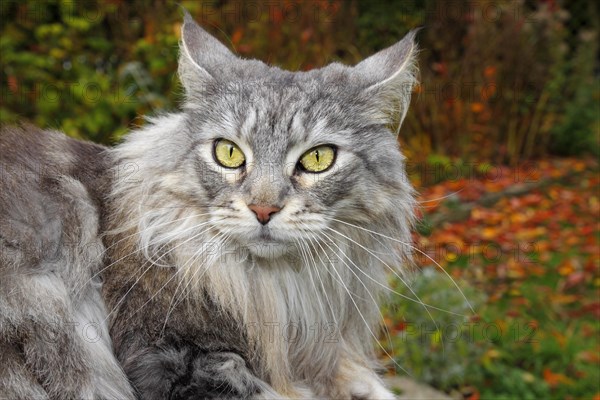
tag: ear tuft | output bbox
[355,29,420,130]
[178,10,237,93]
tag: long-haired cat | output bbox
[0,12,418,399]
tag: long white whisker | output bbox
[417,189,464,204]
[316,228,466,317]
[310,226,396,365]
[75,213,217,296]
[330,218,476,315]
[103,223,218,324]
[302,229,363,300]
[133,231,215,326]
[324,226,445,354]
[162,228,234,335]
[105,212,215,259]
[158,244,213,336]
[143,219,221,267]
[306,227,412,377]
[294,236,331,323]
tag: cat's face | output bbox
[129,14,417,262]
[183,78,410,259]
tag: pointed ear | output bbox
[178,11,237,92]
[354,30,420,128]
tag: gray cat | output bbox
[0,12,418,399]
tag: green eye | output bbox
[298,145,336,173]
[214,139,245,168]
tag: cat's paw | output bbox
[335,358,396,400]
[252,381,318,400]
[126,347,266,399]
[348,376,396,400]
[171,351,262,399]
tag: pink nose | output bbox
[248,204,281,225]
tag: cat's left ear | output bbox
[354,30,420,128]
[178,10,237,92]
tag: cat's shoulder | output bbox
[0,124,110,274]
[1,124,107,168]
[0,124,109,197]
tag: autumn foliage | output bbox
[1,1,598,398]
[383,158,599,398]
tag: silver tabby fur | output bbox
[1,12,418,399]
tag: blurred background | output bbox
[1,0,598,398]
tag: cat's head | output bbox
[115,13,418,264]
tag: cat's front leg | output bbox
[0,343,49,400]
[334,358,396,400]
[125,346,283,399]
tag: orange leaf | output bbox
[484,66,497,78]
[558,259,576,276]
[578,350,600,364]
[300,28,313,44]
[550,294,578,305]
[231,28,244,46]
[481,227,498,240]
[515,227,546,240]
[471,102,484,113]
[543,368,573,387]
[466,389,480,400]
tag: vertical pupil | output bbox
[315,150,320,162]
[229,145,233,158]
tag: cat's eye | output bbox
[214,139,246,169]
[298,145,336,173]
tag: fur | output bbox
[0,13,418,399]
[0,126,134,399]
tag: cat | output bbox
[0,11,418,400]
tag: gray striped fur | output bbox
[0,13,418,399]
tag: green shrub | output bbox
[1,0,595,162]
[382,268,486,392]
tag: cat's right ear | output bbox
[178,10,236,92]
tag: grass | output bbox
[381,158,600,399]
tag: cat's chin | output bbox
[246,240,294,261]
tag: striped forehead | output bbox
[236,104,301,159]
[212,81,363,165]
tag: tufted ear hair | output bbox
[354,30,420,129]
[178,10,237,92]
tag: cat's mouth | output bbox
[258,230,275,241]
[246,240,290,260]
[243,229,293,260]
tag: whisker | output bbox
[299,233,344,327]
[158,244,211,336]
[324,226,445,354]
[161,228,234,335]
[303,236,339,318]
[142,219,221,268]
[103,223,218,324]
[305,227,412,377]
[294,236,330,323]
[302,230,365,300]
[417,189,464,204]
[308,225,396,364]
[75,213,215,296]
[330,218,476,315]
[315,228,466,317]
